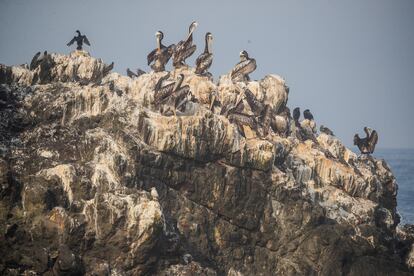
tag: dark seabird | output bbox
[303,109,314,121]
[67,30,90,50]
[30,51,51,70]
[195,32,213,76]
[147,31,175,72]
[354,127,378,154]
[173,21,198,67]
[320,125,334,136]
[293,107,300,127]
[230,50,257,82]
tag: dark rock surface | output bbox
[0,51,413,275]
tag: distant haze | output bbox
[1,0,413,148]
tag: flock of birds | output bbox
[30,23,378,155]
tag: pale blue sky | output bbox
[1,0,413,148]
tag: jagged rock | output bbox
[0,52,412,275]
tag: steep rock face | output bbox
[0,52,412,275]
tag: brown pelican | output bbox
[244,87,264,116]
[155,74,191,116]
[173,21,198,67]
[147,31,175,72]
[195,32,213,76]
[67,30,90,50]
[222,96,257,138]
[126,68,145,78]
[230,50,257,82]
[303,109,314,121]
[320,125,334,136]
[354,127,378,154]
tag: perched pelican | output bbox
[67,30,90,50]
[230,50,256,82]
[222,96,257,138]
[244,87,264,116]
[155,74,191,116]
[354,127,378,154]
[195,32,213,75]
[173,21,198,67]
[147,31,175,72]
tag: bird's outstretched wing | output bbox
[30,52,41,70]
[147,48,158,65]
[67,37,76,46]
[154,82,175,104]
[83,36,91,46]
[368,130,378,153]
[181,44,197,61]
[154,72,171,92]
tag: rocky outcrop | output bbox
[0,52,412,275]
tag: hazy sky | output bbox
[1,0,413,148]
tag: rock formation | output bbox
[0,51,413,275]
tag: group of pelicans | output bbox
[61,24,378,155]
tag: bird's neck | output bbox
[204,38,211,53]
[186,32,193,43]
[174,78,183,91]
[156,38,161,50]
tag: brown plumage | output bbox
[231,50,257,82]
[173,22,198,67]
[195,32,213,75]
[354,127,378,154]
[147,31,174,72]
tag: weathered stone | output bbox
[0,52,411,275]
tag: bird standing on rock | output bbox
[67,30,90,51]
[354,127,378,154]
[320,125,334,136]
[230,50,257,82]
[173,21,198,68]
[147,31,175,72]
[153,74,191,116]
[195,32,213,77]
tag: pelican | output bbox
[147,31,175,72]
[173,21,198,67]
[230,50,256,82]
[155,74,191,116]
[67,30,90,50]
[195,32,213,75]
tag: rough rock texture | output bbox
[0,52,413,275]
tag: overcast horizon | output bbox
[1,0,413,149]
